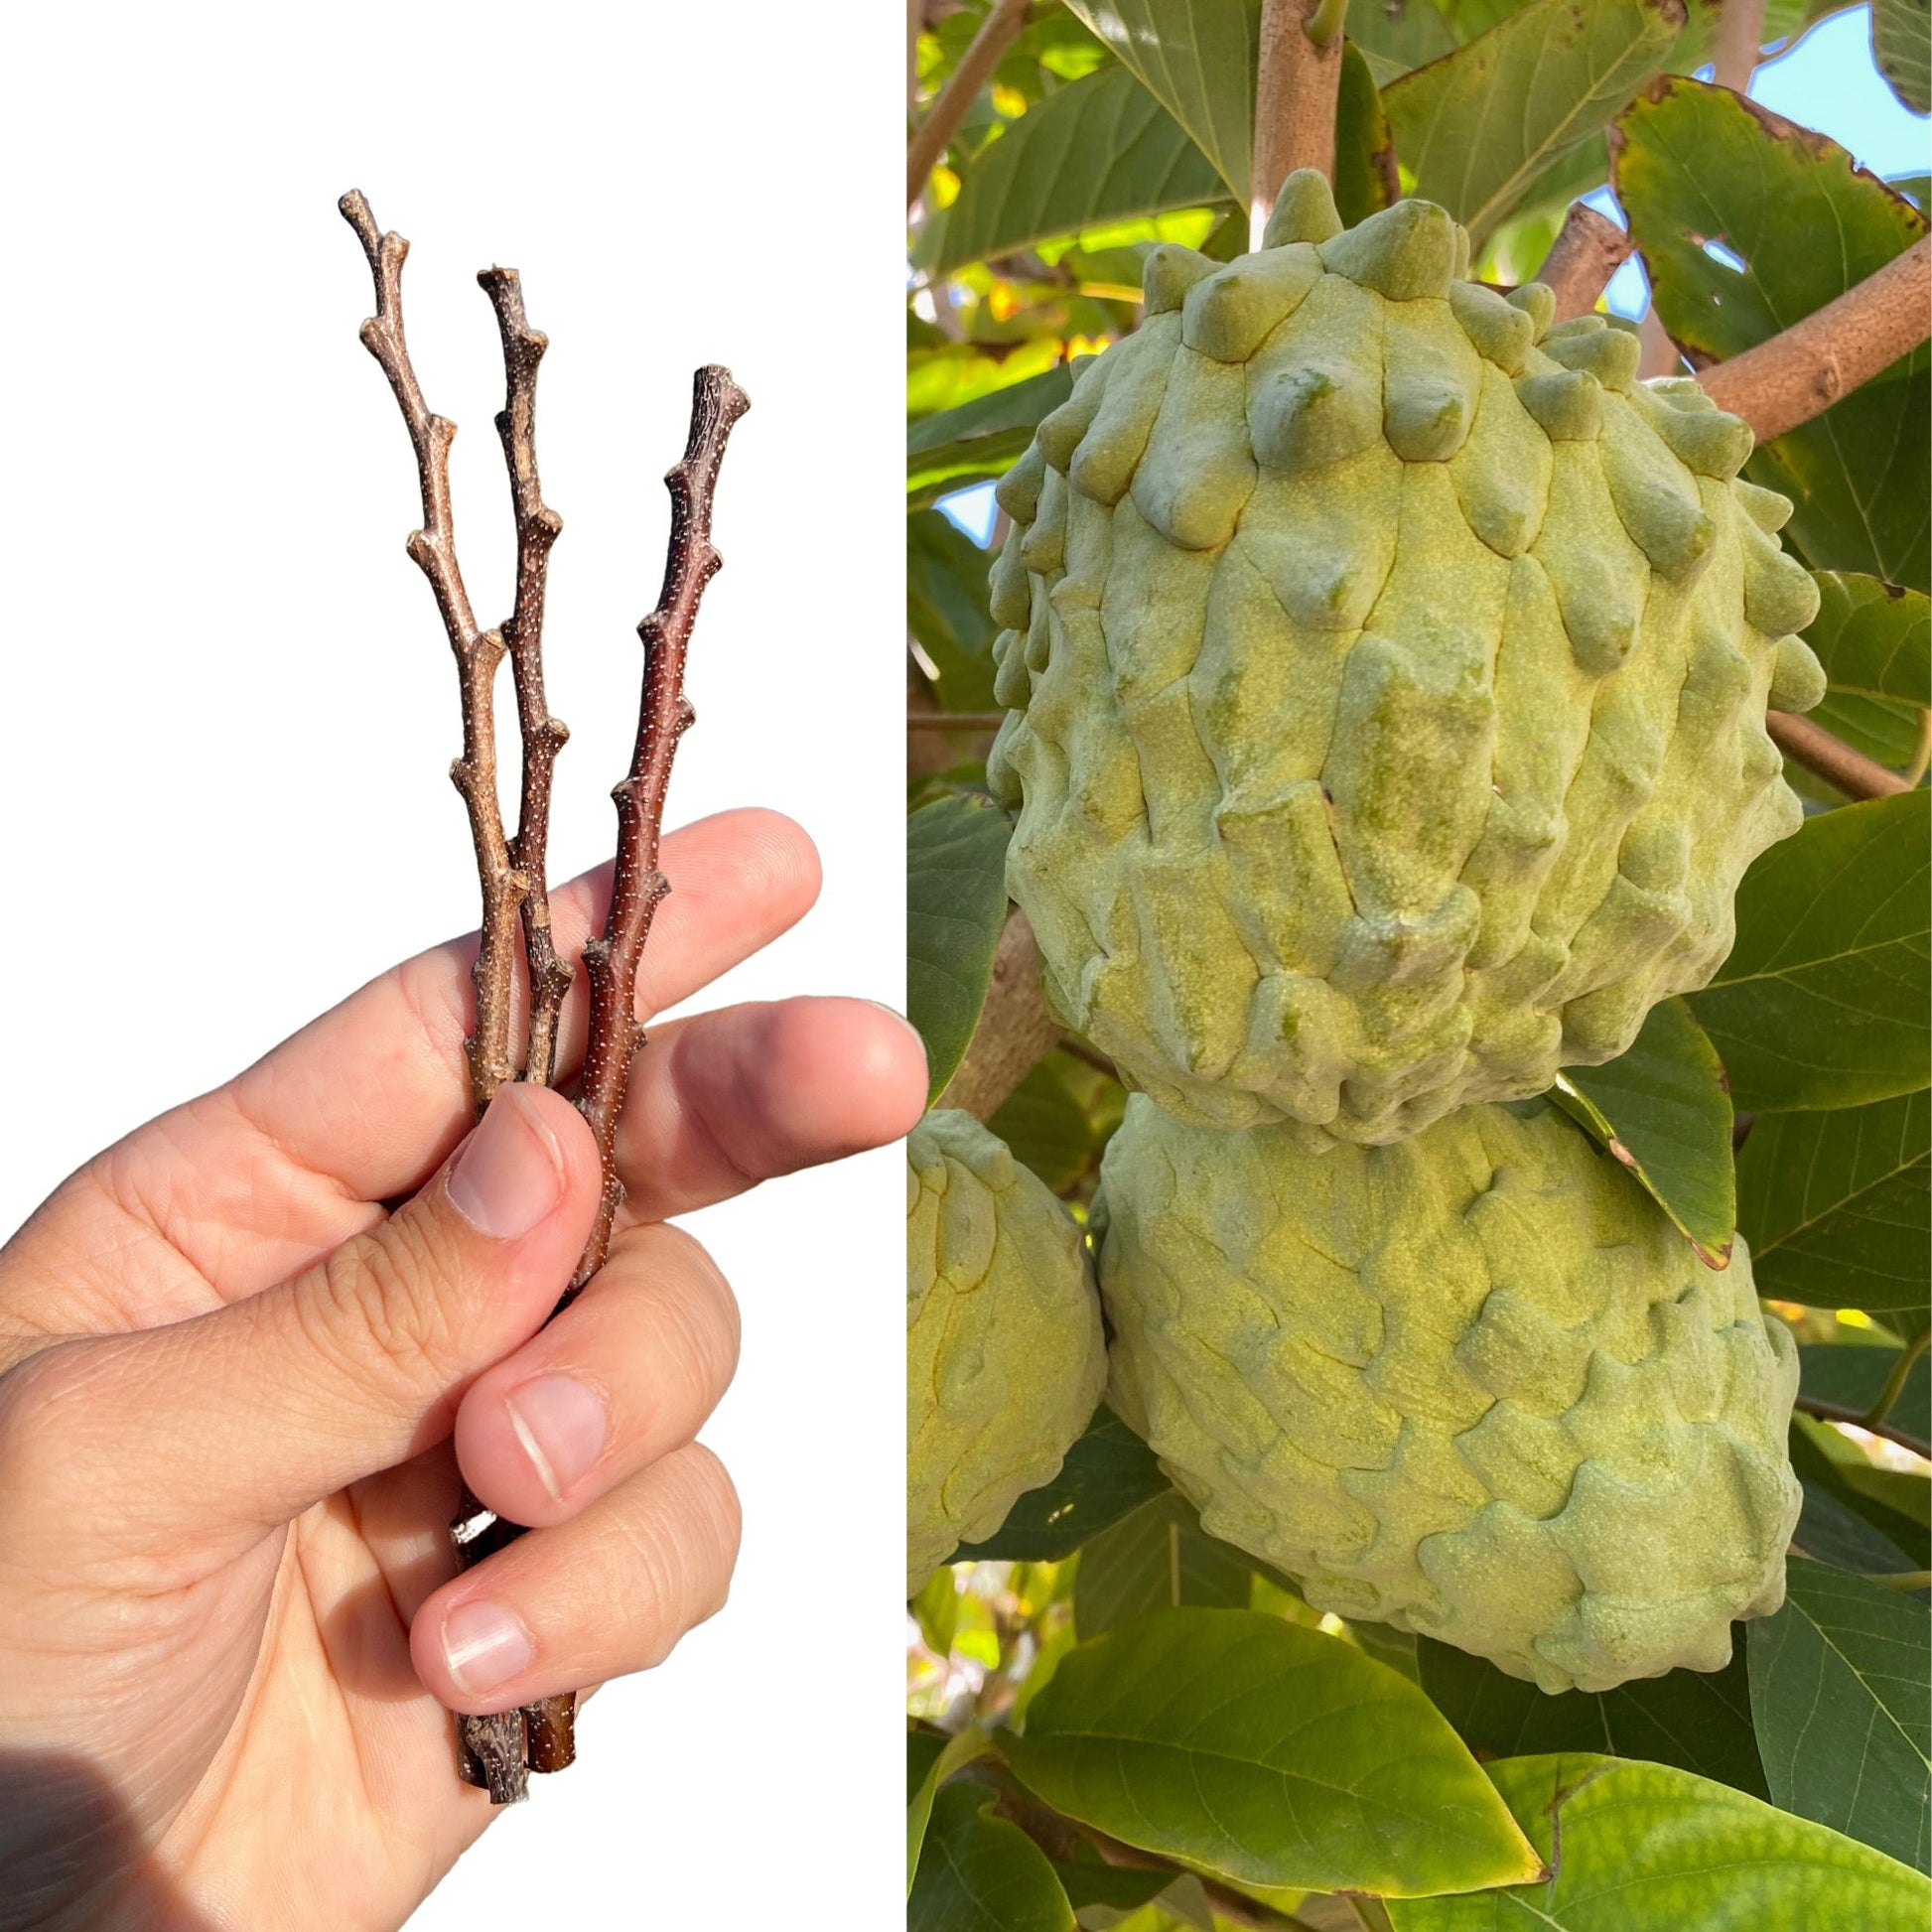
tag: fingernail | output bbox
[448,1087,564,1240]
[505,1374,609,1500]
[442,1598,535,1697]
[865,1000,928,1050]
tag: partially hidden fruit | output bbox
[987,172,1825,1145]
[1095,1094,1801,1692]
[907,1109,1106,1595]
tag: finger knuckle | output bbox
[309,1215,466,1400]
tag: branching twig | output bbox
[478,267,575,1087]
[1534,203,1635,321]
[572,367,751,1296]
[341,191,527,1119]
[1794,1393,1931,1460]
[1712,0,1768,96]
[907,0,1032,209]
[1252,0,1346,246]
[1697,234,1932,443]
[1766,711,1914,800]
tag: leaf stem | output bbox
[1793,1393,1931,1460]
[1863,1327,1931,1433]
[1866,1570,1932,1591]
[1765,711,1914,800]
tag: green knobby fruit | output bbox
[1095,1094,1801,1693]
[987,173,1825,1145]
[907,1110,1106,1595]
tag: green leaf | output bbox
[1062,0,1260,202]
[1383,0,1684,244]
[1790,1417,1930,1569]
[1387,1752,1932,1928]
[1685,790,1931,1113]
[1046,1859,1178,1913]
[1613,77,1931,593]
[1791,571,1932,796]
[934,64,1229,273]
[1004,1607,1544,1897]
[909,1728,999,1897]
[1736,1090,1931,1312]
[908,795,1014,1105]
[1552,998,1735,1264]
[1348,0,1458,84]
[1872,0,1932,113]
[1795,1468,1919,1573]
[1749,1558,1932,1872]
[1798,1338,1932,1444]
[1072,1491,1262,1637]
[1417,1636,1769,1799]
[988,1055,1101,1193]
[910,1778,1076,1932]
[914,1566,964,1657]
[909,362,1083,510]
[953,1407,1171,1562]
[1333,40,1398,227]
[909,507,1000,714]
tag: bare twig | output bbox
[341,191,527,1119]
[1766,711,1914,800]
[1712,0,1768,95]
[1698,234,1932,443]
[1252,0,1346,246]
[572,365,751,1295]
[907,0,1032,209]
[478,267,575,1088]
[1794,1393,1931,1460]
[937,909,1061,1119]
[1534,203,1635,321]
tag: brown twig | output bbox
[907,711,1007,731]
[341,191,527,1119]
[1766,711,1914,800]
[907,0,1032,209]
[572,366,751,1295]
[478,267,575,1088]
[1712,0,1768,95]
[1697,234,1932,443]
[937,909,1061,1119]
[1252,0,1346,245]
[1793,1393,1931,1460]
[1534,203,1636,321]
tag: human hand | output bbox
[0,808,926,1932]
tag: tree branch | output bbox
[1712,0,1767,96]
[479,268,575,1090]
[907,0,1032,210]
[341,191,527,1120]
[1252,0,1346,247]
[341,189,537,1804]
[1766,711,1913,800]
[1534,203,1635,321]
[938,909,1061,1119]
[1698,234,1932,443]
[573,365,751,1300]
[1793,1393,1931,1460]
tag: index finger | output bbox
[218,807,820,1204]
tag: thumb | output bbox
[21,1083,603,1543]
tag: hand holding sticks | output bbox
[340,190,749,1804]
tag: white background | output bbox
[1,4,904,1924]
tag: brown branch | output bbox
[907,0,1032,209]
[1698,235,1932,443]
[1712,0,1768,96]
[478,267,575,1088]
[341,189,535,1804]
[573,365,751,1296]
[1252,0,1345,245]
[938,909,1061,1119]
[1793,1393,1931,1460]
[341,191,526,1118]
[907,711,1007,731]
[1534,204,1635,321]
[1766,711,1914,800]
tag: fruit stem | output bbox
[1252,0,1344,247]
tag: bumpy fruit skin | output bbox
[907,1110,1106,1595]
[1096,1094,1801,1692]
[987,174,1826,1145]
